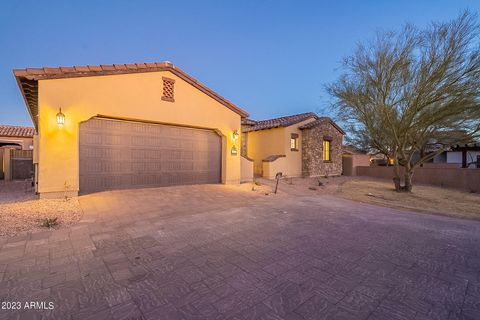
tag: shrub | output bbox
[42,217,58,228]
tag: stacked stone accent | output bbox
[301,122,343,177]
[240,128,248,157]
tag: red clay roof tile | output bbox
[74,66,90,72]
[113,64,127,70]
[100,64,115,71]
[13,61,249,128]
[242,112,317,132]
[0,125,35,137]
[88,65,102,72]
[298,117,345,134]
[44,67,61,74]
[60,66,76,73]
[26,68,44,75]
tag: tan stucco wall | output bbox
[246,127,285,176]
[281,118,315,177]
[262,157,288,179]
[37,71,242,196]
[240,156,254,182]
[0,136,33,150]
[246,117,316,178]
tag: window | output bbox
[290,133,299,151]
[323,140,331,161]
[162,77,175,102]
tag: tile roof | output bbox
[0,125,35,137]
[262,154,286,162]
[298,117,346,134]
[242,112,317,132]
[13,61,249,128]
[241,118,257,126]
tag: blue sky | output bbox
[0,0,478,126]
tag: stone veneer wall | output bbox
[301,122,343,177]
[241,126,248,157]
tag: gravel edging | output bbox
[0,198,83,237]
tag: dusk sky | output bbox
[1,0,479,126]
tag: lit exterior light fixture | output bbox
[232,130,239,142]
[56,108,65,126]
[231,130,239,156]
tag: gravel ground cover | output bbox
[0,180,82,236]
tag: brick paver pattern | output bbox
[0,184,479,319]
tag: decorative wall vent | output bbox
[162,77,175,102]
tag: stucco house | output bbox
[430,143,480,168]
[0,125,35,180]
[241,112,345,178]
[0,125,35,150]
[14,62,248,198]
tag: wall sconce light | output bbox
[56,108,65,126]
[232,130,239,142]
[231,130,239,156]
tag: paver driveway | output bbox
[0,183,480,320]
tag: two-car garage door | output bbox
[79,118,222,194]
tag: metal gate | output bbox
[79,118,222,194]
[11,149,34,180]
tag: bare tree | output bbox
[328,11,480,192]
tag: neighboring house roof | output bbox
[241,118,257,126]
[298,117,345,135]
[242,112,317,132]
[13,61,249,128]
[0,124,35,137]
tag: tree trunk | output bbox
[404,170,413,192]
[392,157,402,192]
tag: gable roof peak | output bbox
[14,61,248,128]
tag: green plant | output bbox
[42,217,58,228]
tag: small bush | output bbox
[42,217,58,228]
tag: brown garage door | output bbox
[79,118,222,194]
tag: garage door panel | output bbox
[79,118,221,194]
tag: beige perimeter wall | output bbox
[356,166,480,192]
[37,71,242,196]
[240,156,254,182]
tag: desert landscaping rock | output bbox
[0,198,82,236]
[0,181,82,237]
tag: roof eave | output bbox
[13,63,249,119]
[13,72,38,129]
[243,114,318,133]
[299,119,346,135]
